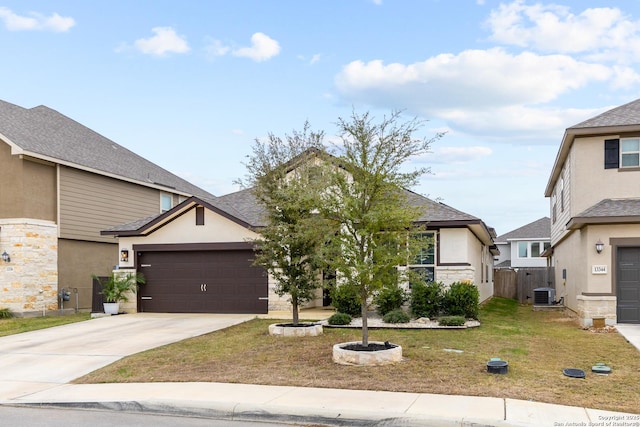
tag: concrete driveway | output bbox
[0,313,253,400]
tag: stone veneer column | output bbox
[0,220,58,316]
[576,295,617,327]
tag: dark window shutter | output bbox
[604,139,619,169]
[196,206,205,226]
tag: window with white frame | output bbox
[621,138,640,168]
[408,232,435,284]
[518,241,550,258]
[160,193,173,213]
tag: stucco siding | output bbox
[572,135,640,215]
[0,144,56,221]
[59,166,160,243]
[439,228,468,264]
[58,238,118,311]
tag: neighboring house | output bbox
[544,98,640,326]
[494,217,550,269]
[104,152,499,314]
[0,100,214,315]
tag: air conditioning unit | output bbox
[534,287,556,305]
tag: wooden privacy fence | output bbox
[493,267,555,304]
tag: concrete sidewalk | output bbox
[6,382,638,427]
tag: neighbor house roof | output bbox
[0,99,213,198]
[495,217,551,243]
[567,198,640,230]
[546,98,640,196]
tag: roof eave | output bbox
[567,215,640,230]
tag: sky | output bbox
[2,0,640,236]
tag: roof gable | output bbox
[0,99,213,198]
[495,217,550,242]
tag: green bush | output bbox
[374,285,407,315]
[383,309,410,324]
[438,316,466,326]
[330,283,362,317]
[328,312,352,325]
[442,281,479,319]
[410,281,444,318]
[0,307,13,319]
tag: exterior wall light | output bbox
[595,240,604,254]
[1,251,10,263]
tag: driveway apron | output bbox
[0,313,252,401]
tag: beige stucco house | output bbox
[0,100,214,316]
[104,174,499,313]
[545,98,640,326]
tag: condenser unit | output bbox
[533,287,556,305]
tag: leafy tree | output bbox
[240,122,332,325]
[322,110,443,346]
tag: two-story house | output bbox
[545,99,640,326]
[494,217,551,269]
[0,99,214,316]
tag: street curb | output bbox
[9,400,519,427]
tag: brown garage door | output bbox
[618,247,640,323]
[136,250,268,314]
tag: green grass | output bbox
[0,312,91,337]
[75,298,640,414]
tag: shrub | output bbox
[410,281,444,318]
[383,309,410,324]
[330,283,362,317]
[374,285,407,315]
[0,307,13,319]
[442,281,479,319]
[328,312,352,325]
[438,316,466,327]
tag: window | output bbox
[518,241,550,258]
[409,232,435,284]
[160,193,173,213]
[518,242,528,258]
[551,194,557,223]
[621,138,640,168]
[559,176,564,212]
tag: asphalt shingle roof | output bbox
[575,199,640,219]
[0,99,213,198]
[570,98,640,129]
[495,217,551,242]
[216,187,482,228]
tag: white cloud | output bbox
[0,7,75,32]
[336,48,612,108]
[232,32,280,62]
[426,146,492,164]
[134,27,190,57]
[204,38,230,60]
[485,1,640,62]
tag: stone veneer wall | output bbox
[575,295,617,327]
[0,220,58,316]
[436,265,475,286]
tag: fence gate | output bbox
[493,267,555,304]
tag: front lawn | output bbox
[74,298,640,414]
[0,312,91,337]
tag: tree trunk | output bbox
[292,299,299,326]
[361,292,369,347]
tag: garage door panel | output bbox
[137,250,267,314]
[618,247,640,323]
